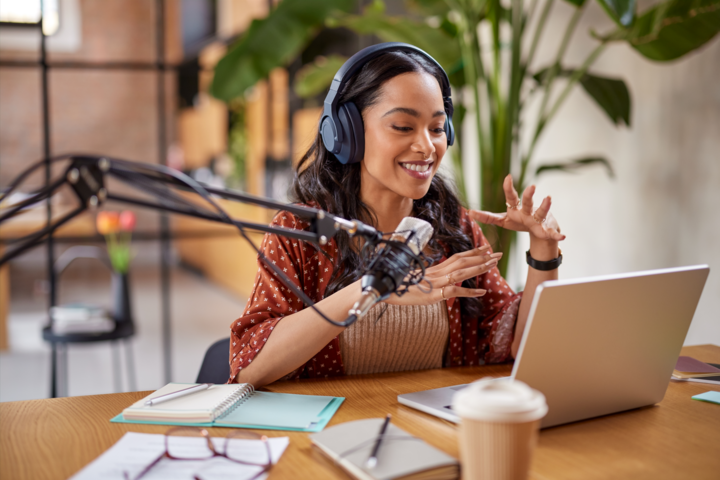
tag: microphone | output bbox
[348,217,434,320]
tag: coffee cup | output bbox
[452,378,547,480]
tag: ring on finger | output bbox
[440,286,446,300]
[532,210,545,224]
[506,200,521,210]
[446,273,454,285]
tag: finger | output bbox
[544,212,564,237]
[447,255,502,284]
[536,201,566,241]
[469,209,506,226]
[503,174,520,208]
[533,195,551,221]
[549,227,566,241]
[433,250,502,277]
[428,245,491,272]
[438,245,492,265]
[521,185,535,215]
[440,286,487,299]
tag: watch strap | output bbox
[526,249,562,271]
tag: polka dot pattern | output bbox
[228,207,522,383]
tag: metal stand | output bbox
[0,1,177,391]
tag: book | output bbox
[671,362,720,386]
[51,303,115,335]
[672,356,720,379]
[112,383,344,432]
[310,418,459,480]
[51,303,107,322]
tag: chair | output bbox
[42,246,137,397]
[196,337,230,384]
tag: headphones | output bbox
[319,42,455,165]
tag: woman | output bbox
[229,46,564,387]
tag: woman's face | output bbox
[361,72,448,200]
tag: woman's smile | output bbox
[399,160,434,179]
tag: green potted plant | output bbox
[210,0,720,276]
[96,210,136,323]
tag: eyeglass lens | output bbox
[222,432,271,466]
[166,428,215,460]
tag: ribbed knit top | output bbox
[339,301,450,375]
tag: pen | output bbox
[365,414,391,469]
[145,383,212,406]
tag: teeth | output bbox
[402,163,430,172]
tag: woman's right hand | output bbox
[384,245,501,306]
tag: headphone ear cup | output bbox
[335,101,365,165]
[445,116,455,147]
[320,116,339,154]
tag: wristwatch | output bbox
[526,249,562,271]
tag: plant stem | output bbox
[519,2,585,190]
[518,41,607,190]
[536,2,585,126]
[544,42,607,123]
[449,0,489,183]
[525,0,554,73]
[527,0,539,26]
[505,0,523,177]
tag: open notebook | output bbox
[111,383,344,432]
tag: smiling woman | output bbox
[228,44,566,388]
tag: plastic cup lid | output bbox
[452,378,548,423]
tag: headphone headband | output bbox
[320,42,455,164]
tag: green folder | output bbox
[111,385,344,432]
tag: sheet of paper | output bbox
[70,432,289,480]
[691,391,720,405]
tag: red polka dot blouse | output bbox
[228,207,522,383]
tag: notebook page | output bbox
[125,384,245,417]
[220,391,334,429]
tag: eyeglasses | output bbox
[125,427,272,480]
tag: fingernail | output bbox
[478,245,490,250]
[476,289,487,295]
[491,252,503,258]
[486,259,498,266]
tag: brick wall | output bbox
[0,0,181,188]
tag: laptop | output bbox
[398,265,710,428]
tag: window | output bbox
[0,0,60,36]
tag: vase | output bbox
[111,271,133,323]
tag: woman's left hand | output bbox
[468,174,565,242]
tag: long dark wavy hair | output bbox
[291,50,481,319]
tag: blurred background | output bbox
[0,0,718,402]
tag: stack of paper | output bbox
[672,356,720,379]
[51,304,115,335]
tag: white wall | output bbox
[462,3,720,346]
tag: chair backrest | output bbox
[196,337,231,384]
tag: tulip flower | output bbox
[119,210,136,232]
[96,210,134,273]
[96,211,120,235]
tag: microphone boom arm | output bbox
[0,154,388,328]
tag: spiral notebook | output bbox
[111,383,344,432]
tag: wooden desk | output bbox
[1,345,718,480]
